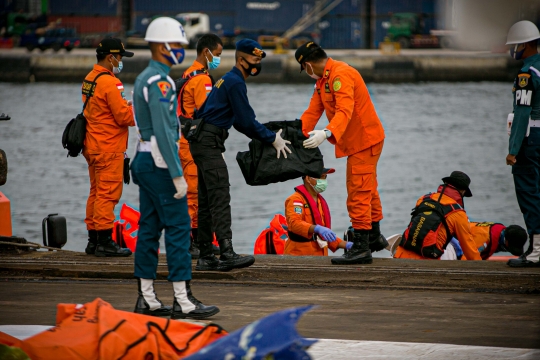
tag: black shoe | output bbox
[369,222,389,252]
[95,229,132,257]
[507,255,540,268]
[332,229,372,265]
[195,254,233,271]
[219,239,255,269]
[133,278,172,316]
[171,281,219,320]
[85,230,98,255]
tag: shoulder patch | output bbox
[294,206,303,214]
[333,78,342,92]
[518,73,530,88]
[157,81,171,97]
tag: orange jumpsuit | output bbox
[284,191,345,256]
[394,192,482,261]
[177,60,213,229]
[301,58,385,230]
[82,64,134,231]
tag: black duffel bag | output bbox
[236,119,324,186]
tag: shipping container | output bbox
[133,0,233,13]
[319,15,364,49]
[47,15,122,34]
[374,0,435,14]
[327,0,364,15]
[48,0,118,16]
[234,0,315,32]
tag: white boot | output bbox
[525,234,540,262]
[134,278,171,316]
[171,281,219,320]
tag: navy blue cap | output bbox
[236,39,266,58]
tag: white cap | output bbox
[506,20,540,45]
[144,17,188,44]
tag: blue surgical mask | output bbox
[164,43,185,65]
[111,56,123,74]
[309,178,328,193]
[206,51,221,70]
[510,44,525,60]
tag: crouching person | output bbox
[395,171,482,261]
[284,168,352,256]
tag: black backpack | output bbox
[175,69,213,119]
[62,72,109,157]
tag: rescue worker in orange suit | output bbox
[284,168,352,256]
[395,171,482,261]
[83,38,134,257]
[176,34,223,258]
[447,222,528,260]
[295,42,386,265]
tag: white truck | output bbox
[174,13,211,48]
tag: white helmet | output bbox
[506,20,540,45]
[144,17,188,44]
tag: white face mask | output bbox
[306,63,321,80]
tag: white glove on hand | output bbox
[303,129,328,149]
[172,176,188,199]
[272,129,292,159]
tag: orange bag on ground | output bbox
[254,214,289,255]
[0,298,226,360]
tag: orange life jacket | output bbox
[253,214,288,255]
[470,222,505,260]
[288,185,331,243]
[0,298,226,359]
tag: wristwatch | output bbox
[323,129,332,138]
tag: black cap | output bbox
[96,38,134,57]
[295,41,322,72]
[442,171,472,197]
[236,39,266,58]
[503,225,528,256]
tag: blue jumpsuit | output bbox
[131,60,191,281]
[510,53,540,238]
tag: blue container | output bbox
[234,0,317,32]
[374,0,436,15]
[319,15,364,49]
[328,0,364,15]
[133,0,233,13]
[48,0,118,16]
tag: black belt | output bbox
[201,123,229,139]
[288,231,315,243]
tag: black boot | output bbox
[369,222,389,252]
[94,229,132,257]
[195,253,234,271]
[508,234,540,268]
[219,238,255,269]
[189,228,200,260]
[134,278,172,317]
[171,280,219,320]
[331,229,372,265]
[85,230,98,255]
[212,243,221,256]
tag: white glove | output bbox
[272,129,292,159]
[303,129,328,149]
[172,176,188,199]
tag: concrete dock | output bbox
[0,48,522,83]
[1,250,539,351]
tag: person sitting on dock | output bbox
[395,171,482,261]
[284,168,351,256]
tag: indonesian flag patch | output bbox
[205,83,212,91]
[116,83,124,91]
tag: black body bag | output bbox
[62,72,109,157]
[236,119,324,186]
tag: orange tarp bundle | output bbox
[0,298,226,360]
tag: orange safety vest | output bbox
[470,222,505,260]
[253,214,289,255]
[288,185,331,243]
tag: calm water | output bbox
[0,81,522,256]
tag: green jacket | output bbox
[133,60,182,178]
[510,53,540,155]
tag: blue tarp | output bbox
[186,305,317,360]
